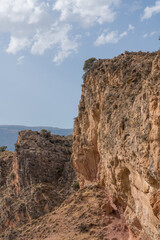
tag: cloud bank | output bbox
[0,0,122,64]
[1,1,159,64]
[53,0,121,26]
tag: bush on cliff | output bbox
[0,146,7,152]
[40,129,51,138]
[83,57,96,72]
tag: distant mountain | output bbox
[0,125,73,151]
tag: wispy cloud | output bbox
[143,33,148,38]
[150,31,156,36]
[94,24,134,46]
[143,31,157,38]
[17,56,24,65]
[141,1,160,20]
[129,1,142,12]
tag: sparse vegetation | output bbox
[83,57,96,72]
[72,181,80,191]
[0,146,7,152]
[40,129,51,138]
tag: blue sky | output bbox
[0,0,159,128]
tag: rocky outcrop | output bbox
[0,130,75,238]
[72,51,160,240]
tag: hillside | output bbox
[0,125,72,151]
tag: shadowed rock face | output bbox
[72,51,160,240]
[0,130,75,237]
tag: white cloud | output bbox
[53,33,79,65]
[31,24,70,55]
[0,0,46,25]
[150,31,156,36]
[94,31,125,46]
[94,24,134,46]
[143,33,148,38]
[119,31,127,38]
[0,0,80,63]
[141,1,160,20]
[6,36,31,54]
[128,24,135,31]
[17,55,24,65]
[31,23,79,64]
[143,31,157,38]
[53,0,121,26]
[0,0,122,64]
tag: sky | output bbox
[0,0,159,129]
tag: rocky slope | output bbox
[3,185,129,240]
[72,51,160,240]
[0,130,75,239]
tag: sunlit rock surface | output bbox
[72,51,160,240]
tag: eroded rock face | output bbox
[72,51,160,240]
[0,130,75,237]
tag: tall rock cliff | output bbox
[72,51,160,240]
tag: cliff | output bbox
[0,130,75,238]
[72,51,160,240]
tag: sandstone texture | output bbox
[0,130,75,239]
[72,51,160,240]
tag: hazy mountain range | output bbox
[0,125,73,151]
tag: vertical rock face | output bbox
[0,130,75,236]
[14,130,73,190]
[72,51,160,240]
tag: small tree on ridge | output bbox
[83,57,96,72]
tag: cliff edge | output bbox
[72,51,160,240]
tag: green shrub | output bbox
[40,129,51,138]
[83,57,96,72]
[0,146,7,152]
[72,181,80,191]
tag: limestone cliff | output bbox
[72,51,160,240]
[0,130,75,238]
